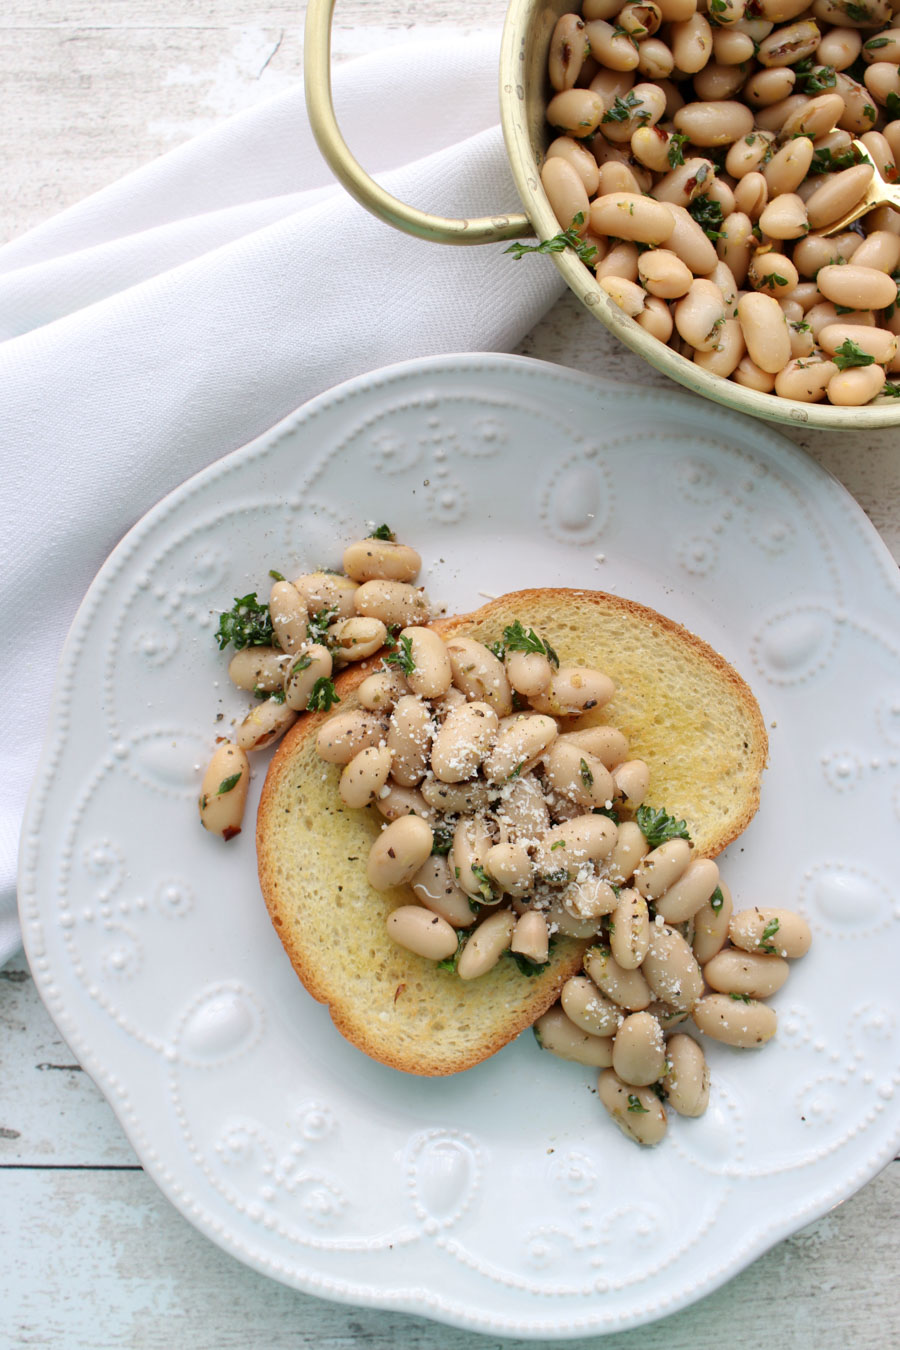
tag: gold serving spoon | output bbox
[822,140,900,235]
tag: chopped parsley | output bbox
[307,678,340,712]
[217,772,242,795]
[809,144,866,176]
[602,91,645,125]
[592,804,620,823]
[887,92,900,119]
[306,605,338,645]
[729,992,752,1003]
[687,193,725,242]
[437,930,468,973]
[759,916,780,954]
[431,821,454,856]
[759,271,790,290]
[627,1094,649,1113]
[710,885,725,915]
[470,864,496,904]
[268,568,285,582]
[507,942,554,977]
[550,839,566,851]
[369,524,395,541]
[667,132,689,169]
[792,58,836,96]
[580,758,594,791]
[880,382,900,397]
[864,35,891,49]
[508,762,524,780]
[256,687,286,704]
[215,593,274,651]
[501,619,559,666]
[833,339,875,371]
[505,213,598,268]
[384,633,416,675]
[291,654,312,674]
[635,805,692,848]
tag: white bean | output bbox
[457,909,516,979]
[354,580,430,628]
[612,1011,666,1085]
[535,1006,615,1066]
[198,742,250,840]
[386,905,458,961]
[445,637,513,714]
[340,744,393,808]
[342,537,421,583]
[367,815,434,890]
[598,1069,667,1145]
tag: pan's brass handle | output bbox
[304,0,533,245]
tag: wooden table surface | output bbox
[2,3,899,1347]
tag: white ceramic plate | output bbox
[20,354,900,1338]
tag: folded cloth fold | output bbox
[0,32,564,966]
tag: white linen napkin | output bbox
[0,32,565,966]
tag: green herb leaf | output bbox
[880,382,900,397]
[592,804,620,823]
[508,762,524,780]
[217,772,242,795]
[437,930,468,972]
[369,524,395,541]
[470,864,496,904]
[215,593,274,651]
[580,757,594,791]
[651,1080,669,1101]
[602,90,642,124]
[795,61,836,95]
[886,91,900,119]
[759,271,790,289]
[833,338,876,371]
[627,1094,649,1113]
[307,677,340,712]
[505,213,599,268]
[809,143,866,176]
[790,320,811,333]
[845,1,871,18]
[759,916,780,954]
[268,569,285,582]
[550,839,566,851]
[501,619,560,666]
[507,938,555,977]
[729,992,752,1003]
[710,885,725,914]
[291,654,312,674]
[667,132,689,169]
[306,605,338,645]
[488,640,506,660]
[431,821,454,856]
[864,35,891,49]
[687,193,725,242]
[635,805,692,848]
[384,633,416,676]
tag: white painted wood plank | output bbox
[1,954,138,1167]
[4,1164,899,1349]
[0,0,509,244]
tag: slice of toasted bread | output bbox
[256,589,767,1077]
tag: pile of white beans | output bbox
[197,536,427,839]
[542,0,900,405]
[200,531,813,1148]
